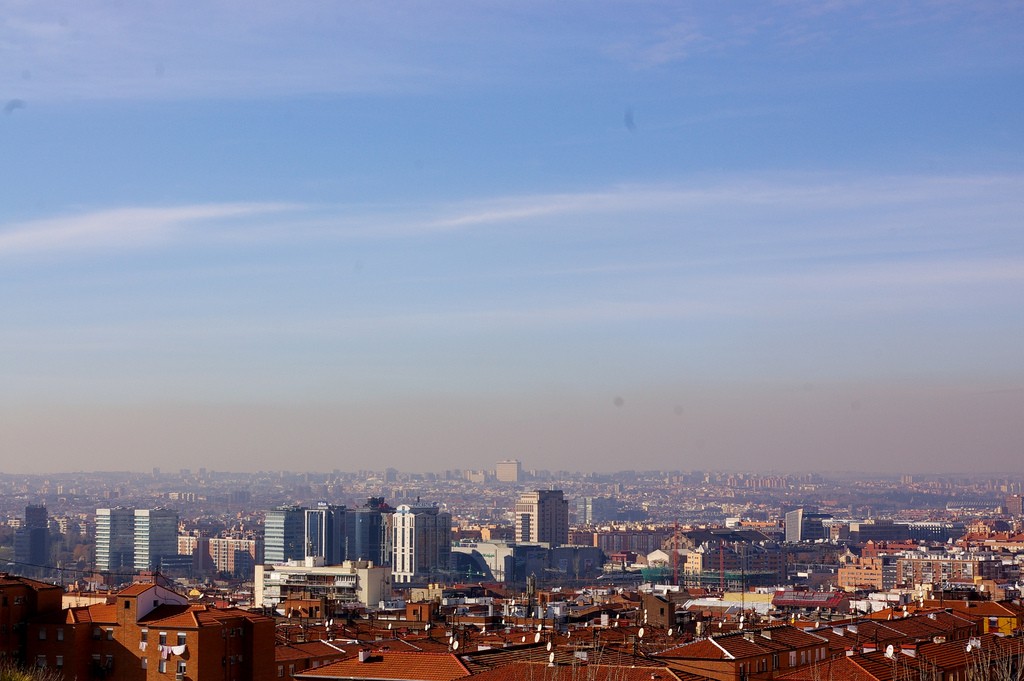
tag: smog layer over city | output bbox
[1,4,1023,681]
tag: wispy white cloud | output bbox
[0,203,293,256]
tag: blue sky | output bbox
[1,2,1022,474]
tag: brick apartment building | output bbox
[0,573,63,664]
[26,581,275,681]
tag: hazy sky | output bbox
[1,2,1022,474]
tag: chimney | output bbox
[760,629,772,640]
[358,650,371,662]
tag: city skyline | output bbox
[1,3,1022,474]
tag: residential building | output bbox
[255,559,392,614]
[392,504,451,584]
[133,508,179,572]
[95,507,136,573]
[26,581,275,681]
[514,490,568,547]
[495,459,522,483]
[896,551,1009,587]
[0,573,63,664]
[180,535,263,578]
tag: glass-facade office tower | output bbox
[345,497,392,567]
[265,506,306,564]
[304,503,346,565]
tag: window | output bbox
[35,656,46,668]
[55,656,63,668]
[56,627,64,641]
[38,628,46,640]
[92,627,102,640]
[277,665,284,677]
[141,629,148,642]
[773,653,779,670]
[177,632,187,645]
[124,600,131,609]
[159,632,168,645]
[142,658,148,670]
[177,660,187,675]
[106,628,114,640]
[159,660,167,673]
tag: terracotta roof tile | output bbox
[294,651,470,680]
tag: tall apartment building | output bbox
[391,504,451,584]
[304,503,346,565]
[95,507,137,573]
[495,459,522,483]
[264,506,306,564]
[133,508,179,571]
[514,490,569,547]
[179,535,263,578]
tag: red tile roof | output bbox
[465,662,686,681]
[293,651,470,681]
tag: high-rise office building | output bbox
[95,507,137,573]
[134,508,180,571]
[784,508,832,543]
[495,459,522,483]
[391,504,451,584]
[264,506,306,564]
[345,497,393,567]
[1006,494,1023,517]
[514,490,569,547]
[304,502,346,565]
[13,505,49,574]
[574,496,619,524]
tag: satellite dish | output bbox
[966,643,973,652]
[521,636,526,643]
[638,627,645,639]
[534,632,541,643]
[546,641,552,651]
[425,624,431,631]
[388,623,393,630]
[538,624,543,632]
[452,640,459,650]
[549,651,555,663]
[884,644,895,659]
[327,619,333,626]
[448,635,454,644]
[667,628,673,637]
[739,615,745,624]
